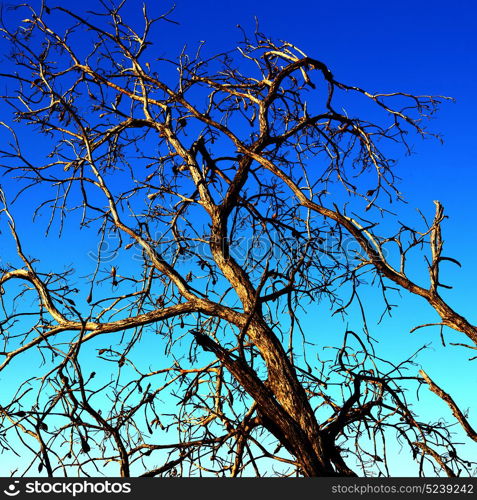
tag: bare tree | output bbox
[0,2,475,477]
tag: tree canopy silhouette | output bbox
[0,1,475,477]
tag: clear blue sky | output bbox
[0,0,476,477]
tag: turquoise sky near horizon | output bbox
[0,0,476,477]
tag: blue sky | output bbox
[0,0,476,477]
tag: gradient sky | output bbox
[0,0,476,477]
